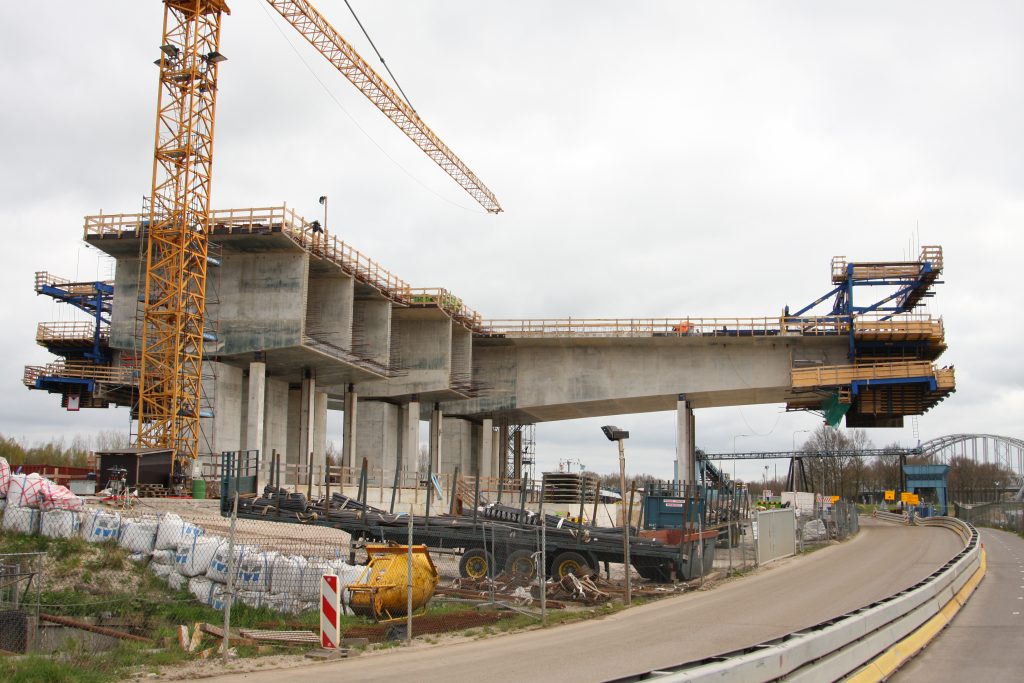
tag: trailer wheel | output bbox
[504,550,536,580]
[459,548,493,580]
[551,551,593,579]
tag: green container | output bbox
[191,478,207,500]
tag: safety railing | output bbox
[33,271,111,296]
[35,321,107,345]
[854,314,944,341]
[831,246,943,284]
[404,288,484,327]
[23,362,137,387]
[792,360,938,388]
[477,316,849,339]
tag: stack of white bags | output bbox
[1,457,84,536]
[0,467,364,617]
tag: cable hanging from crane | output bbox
[342,0,418,114]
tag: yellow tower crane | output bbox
[138,0,501,476]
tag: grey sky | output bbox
[2,1,1020,480]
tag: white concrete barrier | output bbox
[626,517,979,683]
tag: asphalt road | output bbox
[893,526,1024,682]
[203,518,962,683]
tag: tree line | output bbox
[0,431,132,469]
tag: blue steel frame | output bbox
[37,280,113,363]
[795,256,943,361]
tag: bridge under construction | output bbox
[24,206,955,490]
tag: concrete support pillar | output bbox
[677,394,695,486]
[246,361,266,484]
[429,404,443,473]
[343,385,358,470]
[299,374,316,470]
[402,399,419,473]
[479,418,493,479]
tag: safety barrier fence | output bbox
[610,515,981,682]
[953,501,1024,534]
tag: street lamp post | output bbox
[602,425,631,606]
[732,434,750,484]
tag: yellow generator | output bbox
[348,544,439,621]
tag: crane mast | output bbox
[136,0,499,473]
[138,0,229,471]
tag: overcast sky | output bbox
[2,1,1021,481]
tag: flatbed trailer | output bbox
[226,493,716,582]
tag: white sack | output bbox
[188,576,215,605]
[206,542,252,584]
[41,509,80,538]
[151,549,175,566]
[175,535,222,577]
[155,513,203,551]
[2,506,39,534]
[236,550,277,592]
[118,518,158,554]
[8,473,45,508]
[151,562,173,580]
[81,510,121,543]
[168,571,187,591]
[0,456,10,497]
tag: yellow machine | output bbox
[347,544,439,622]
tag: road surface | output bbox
[893,526,1024,682]
[203,518,963,683]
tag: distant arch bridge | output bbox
[920,434,1024,479]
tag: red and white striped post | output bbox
[320,574,340,649]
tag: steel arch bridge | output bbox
[920,434,1024,479]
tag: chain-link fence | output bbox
[795,500,861,549]
[954,501,1024,534]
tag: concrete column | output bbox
[677,394,695,486]
[402,399,419,473]
[299,374,316,470]
[246,361,266,486]
[343,385,358,469]
[479,418,493,479]
[429,404,442,473]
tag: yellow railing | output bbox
[792,361,938,389]
[83,205,489,328]
[404,288,483,327]
[478,316,850,338]
[34,271,111,296]
[36,321,107,345]
[831,246,943,283]
[854,315,944,341]
[23,362,137,387]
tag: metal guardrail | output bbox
[612,516,980,682]
[477,316,849,339]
